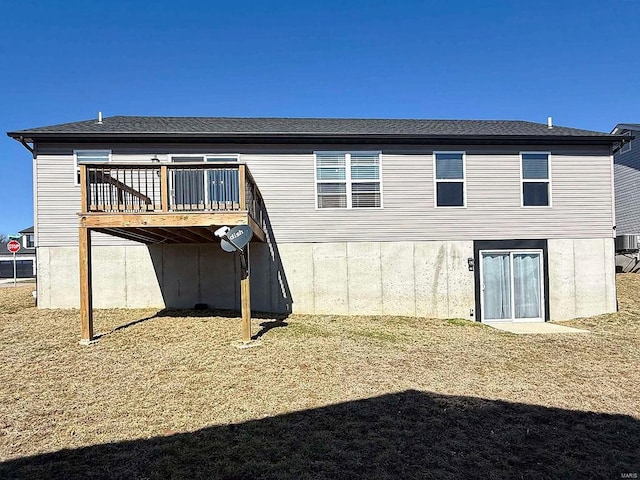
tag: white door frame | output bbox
[170,155,239,206]
[479,249,545,323]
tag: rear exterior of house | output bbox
[612,123,640,272]
[8,117,623,326]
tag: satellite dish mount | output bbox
[214,225,260,348]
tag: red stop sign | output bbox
[7,240,20,254]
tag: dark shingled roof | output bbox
[8,116,616,139]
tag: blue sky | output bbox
[0,0,638,234]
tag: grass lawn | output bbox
[1,275,639,479]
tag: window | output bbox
[315,152,381,208]
[74,150,110,185]
[24,234,34,248]
[206,155,239,163]
[620,140,631,154]
[521,153,550,207]
[434,152,465,207]
[169,155,239,163]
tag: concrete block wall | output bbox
[36,238,616,321]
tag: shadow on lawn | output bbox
[1,390,638,479]
[97,309,289,340]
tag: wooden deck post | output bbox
[241,271,251,343]
[234,245,260,348]
[160,165,169,212]
[79,164,88,213]
[238,164,246,210]
[79,226,94,344]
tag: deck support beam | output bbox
[241,269,251,343]
[233,246,260,348]
[79,226,94,344]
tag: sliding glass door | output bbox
[171,156,239,209]
[172,157,205,207]
[481,250,544,322]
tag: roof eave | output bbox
[6,131,626,146]
[612,123,640,133]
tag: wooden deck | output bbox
[79,162,266,243]
[77,162,267,344]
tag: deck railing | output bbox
[80,162,265,225]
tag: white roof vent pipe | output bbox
[547,116,553,129]
[97,111,103,124]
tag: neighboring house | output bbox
[7,116,625,340]
[0,226,36,278]
[611,123,640,272]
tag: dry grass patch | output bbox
[0,283,35,314]
[1,275,639,478]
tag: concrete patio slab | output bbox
[484,322,590,334]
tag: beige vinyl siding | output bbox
[245,150,614,242]
[35,154,137,247]
[35,143,614,246]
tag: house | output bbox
[611,123,640,272]
[0,226,36,279]
[7,116,625,341]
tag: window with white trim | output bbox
[434,152,465,207]
[521,153,550,207]
[315,152,381,208]
[74,150,111,185]
[169,154,239,162]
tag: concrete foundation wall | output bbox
[37,245,165,309]
[547,238,617,320]
[36,243,281,311]
[37,238,616,321]
[277,241,476,318]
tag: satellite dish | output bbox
[220,225,253,252]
